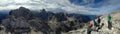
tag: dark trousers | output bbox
[87,27,92,34]
[87,31,91,34]
[108,21,112,30]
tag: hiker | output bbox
[107,15,112,30]
[97,17,101,24]
[96,17,101,31]
[93,20,99,31]
[87,22,93,34]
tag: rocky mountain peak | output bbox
[9,7,32,19]
[40,9,46,13]
[19,6,27,9]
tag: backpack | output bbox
[93,20,97,26]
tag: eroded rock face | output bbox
[1,7,98,34]
[9,7,33,20]
[64,11,120,34]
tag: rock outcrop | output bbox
[64,11,120,34]
[1,7,98,34]
[9,7,33,20]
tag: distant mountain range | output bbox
[0,12,8,24]
[1,7,99,34]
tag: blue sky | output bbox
[0,0,120,15]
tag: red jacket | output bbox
[89,22,93,27]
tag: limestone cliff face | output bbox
[0,7,98,34]
[64,11,120,34]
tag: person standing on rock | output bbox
[96,17,101,31]
[97,17,101,24]
[93,20,99,31]
[107,15,112,30]
[87,22,93,34]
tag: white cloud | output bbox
[0,0,120,15]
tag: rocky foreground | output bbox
[63,11,120,34]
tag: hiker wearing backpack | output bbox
[107,15,112,30]
[96,17,101,31]
[92,20,97,31]
[87,22,93,34]
[97,17,101,24]
[96,17,104,31]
